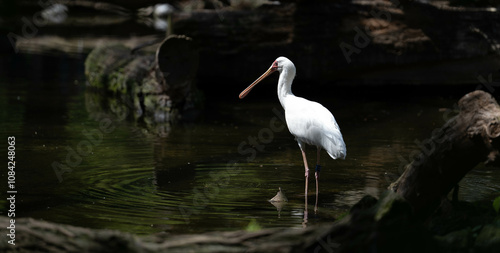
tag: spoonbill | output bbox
[239,57,346,206]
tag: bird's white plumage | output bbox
[285,96,346,159]
[239,56,346,207]
[274,57,346,160]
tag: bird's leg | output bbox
[299,143,309,227]
[300,146,309,198]
[314,148,321,213]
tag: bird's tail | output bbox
[323,131,346,160]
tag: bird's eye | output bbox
[272,61,278,69]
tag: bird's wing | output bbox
[285,97,346,159]
[320,118,346,159]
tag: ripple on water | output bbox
[7,92,500,235]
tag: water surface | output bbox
[1,54,499,236]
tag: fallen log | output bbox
[84,35,203,135]
[0,215,331,253]
[390,90,500,219]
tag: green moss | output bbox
[245,219,262,232]
[84,37,202,128]
[493,196,500,214]
[84,44,134,90]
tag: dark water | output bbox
[1,53,500,236]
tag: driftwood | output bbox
[84,35,202,136]
[171,0,500,85]
[390,90,500,219]
[50,0,131,15]
[0,215,332,253]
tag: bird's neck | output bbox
[277,67,296,110]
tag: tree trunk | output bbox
[390,90,500,219]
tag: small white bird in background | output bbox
[239,57,346,211]
[137,3,175,32]
[41,4,68,24]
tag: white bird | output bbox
[239,57,346,206]
[41,4,68,24]
[153,4,175,18]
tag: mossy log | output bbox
[84,35,202,129]
[390,90,500,219]
[0,215,332,253]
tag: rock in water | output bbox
[269,187,288,203]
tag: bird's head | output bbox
[239,56,293,99]
[273,56,295,73]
